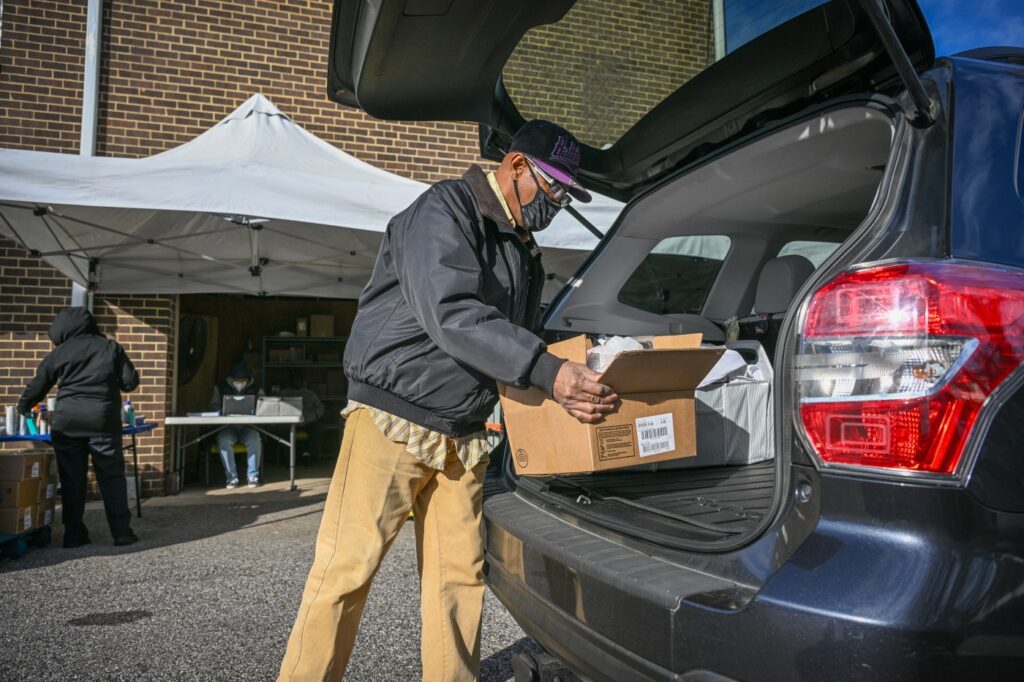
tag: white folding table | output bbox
[165,415,303,491]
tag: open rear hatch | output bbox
[328,0,933,198]
[327,0,932,548]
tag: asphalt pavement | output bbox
[0,466,539,681]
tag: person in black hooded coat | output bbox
[19,307,140,548]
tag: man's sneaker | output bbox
[226,478,240,489]
[247,478,260,488]
[113,531,139,547]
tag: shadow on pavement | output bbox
[0,464,329,574]
[480,636,544,681]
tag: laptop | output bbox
[222,395,257,416]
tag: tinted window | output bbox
[502,0,828,148]
[618,236,731,315]
[777,240,840,267]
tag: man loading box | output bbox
[278,120,619,681]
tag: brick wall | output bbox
[0,237,174,497]
[0,0,713,498]
[504,0,715,147]
[0,0,483,183]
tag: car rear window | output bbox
[502,0,829,149]
[618,235,731,315]
[777,240,840,267]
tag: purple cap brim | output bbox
[533,158,592,203]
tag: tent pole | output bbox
[81,0,104,156]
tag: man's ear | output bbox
[507,152,528,180]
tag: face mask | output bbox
[514,166,562,232]
[231,379,248,391]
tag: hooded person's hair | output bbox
[228,359,252,381]
[48,307,102,346]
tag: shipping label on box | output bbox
[0,452,45,481]
[34,498,56,527]
[37,475,58,502]
[500,334,723,476]
[0,479,40,508]
[0,506,34,535]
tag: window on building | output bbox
[618,235,731,315]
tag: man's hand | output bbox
[552,361,619,424]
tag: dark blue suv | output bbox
[329,1,1024,678]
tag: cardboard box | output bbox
[500,334,723,476]
[0,506,34,535]
[0,451,45,481]
[0,479,40,508]
[296,317,309,337]
[256,397,303,418]
[310,314,335,337]
[37,474,58,503]
[41,447,57,477]
[269,348,291,363]
[34,498,56,527]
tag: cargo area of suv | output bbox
[511,103,894,548]
[327,1,1024,678]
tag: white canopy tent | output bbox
[0,94,622,301]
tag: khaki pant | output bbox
[278,408,488,681]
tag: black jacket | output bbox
[344,165,565,436]
[19,308,140,438]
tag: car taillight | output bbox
[794,262,1024,477]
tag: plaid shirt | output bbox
[342,402,489,471]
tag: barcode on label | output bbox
[635,413,675,457]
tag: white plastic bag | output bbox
[586,335,646,372]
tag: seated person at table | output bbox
[209,360,264,489]
[279,376,326,464]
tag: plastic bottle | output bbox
[37,403,48,435]
[124,399,136,428]
[26,412,39,435]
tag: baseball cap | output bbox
[508,119,592,203]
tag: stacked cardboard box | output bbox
[0,448,49,535]
[310,314,335,337]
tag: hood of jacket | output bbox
[48,307,102,346]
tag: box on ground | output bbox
[37,446,57,478]
[0,451,45,481]
[0,506,34,534]
[500,334,723,476]
[37,474,58,503]
[1,479,40,508]
[310,314,335,337]
[34,498,56,527]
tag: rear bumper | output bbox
[484,485,1024,681]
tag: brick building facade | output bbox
[0,0,712,496]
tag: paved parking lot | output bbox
[0,467,539,681]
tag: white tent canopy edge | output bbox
[0,94,622,300]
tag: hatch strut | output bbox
[564,204,604,240]
[859,0,937,127]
